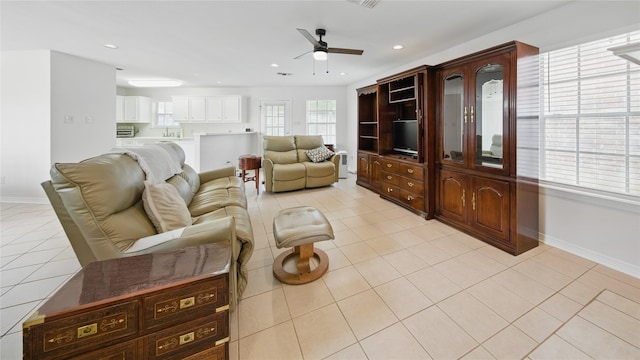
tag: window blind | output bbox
[306,100,337,145]
[540,30,640,197]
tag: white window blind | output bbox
[540,30,640,197]
[306,100,337,146]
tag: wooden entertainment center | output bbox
[357,41,539,255]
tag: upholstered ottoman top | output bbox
[273,206,334,248]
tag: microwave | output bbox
[116,125,135,138]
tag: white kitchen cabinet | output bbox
[172,96,189,122]
[189,97,207,121]
[206,96,241,123]
[117,96,151,123]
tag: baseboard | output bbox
[0,196,49,204]
[540,232,639,279]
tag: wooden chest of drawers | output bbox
[380,157,425,213]
[23,243,231,360]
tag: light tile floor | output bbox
[1,175,639,359]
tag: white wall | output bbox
[0,50,116,202]
[1,51,52,202]
[343,1,640,277]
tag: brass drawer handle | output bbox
[472,192,476,211]
[77,323,97,339]
[407,182,414,187]
[386,163,392,168]
[387,175,393,180]
[387,187,393,193]
[407,168,414,174]
[407,195,414,201]
[179,332,194,345]
[462,190,466,207]
[180,296,195,309]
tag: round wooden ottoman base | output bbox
[272,243,329,285]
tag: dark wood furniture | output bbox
[435,41,539,255]
[238,154,261,194]
[23,243,231,360]
[356,66,436,218]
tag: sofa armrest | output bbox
[124,217,236,257]
[263,159,274,192]
[329,153,341,182]
[198,165,236,184]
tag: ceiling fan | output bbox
[294,28,364,61]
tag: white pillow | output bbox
[305,146,334,163]
[142,182,192,233]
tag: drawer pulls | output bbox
[407,182,414,187]
[387,175,393,180]
[407,195,414,201]
[179,331,195,345]
[472,192,476,211]
[407,168,414,174]
[386,163,393,168]
[77,323,97,339]
[180,296,195,309]
[387,187,393,193]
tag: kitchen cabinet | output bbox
[173,96,243,123]
[116,96,151,123]
[206,96,242,123]
[435,41,539,255]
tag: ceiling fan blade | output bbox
[328,47,364,55]
[297,28,321,47]
[293,50,312,60]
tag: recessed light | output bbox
[271,63,279,67]
[340,72,347,76]
[127,80,182,87]
[393,45,404,50]
[104,43,119,49]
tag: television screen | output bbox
[393,120,418,155]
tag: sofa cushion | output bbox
[264,136,298,164]
[265,150,298,164]
[272,163,306,181]
[142,182,193,233]
[167,174,194,205]
[189,187,248,217]
[305,146,334,163]
[178,164,201,195]
[303,161,336,177]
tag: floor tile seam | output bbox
[592,296,640,322]
[0,261,47,287]
[0,239,44,254]
[591,266,640,289]
[529,254,597,279]
[0,299,45,337]
[574,312,640,350]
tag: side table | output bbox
[23,243,231,360]
[238,154,262,194]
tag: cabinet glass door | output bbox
[442,73,465,164]
[474,64,504,169]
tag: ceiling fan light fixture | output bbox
[313,49,328,61]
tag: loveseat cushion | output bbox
[295,135,325,161]
[264,136,298,164]
[142,181,193,233]
[303,161,336,177]
[272,163,306,181]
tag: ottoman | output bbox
[272,206,334,284]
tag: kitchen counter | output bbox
[195,132,259,172]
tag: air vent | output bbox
[347,0,380,9]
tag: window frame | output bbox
[306,99,337,146]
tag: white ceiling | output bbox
[1,0,572,88]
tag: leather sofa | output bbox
[42,142,253,310]
[263,135,341,192]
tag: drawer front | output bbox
[71,339,139,360]
[380,159,399,172]
[381,171,400,185]
[144,275,228,330]
[147,311,229,360]
[399,189,424,211]
[399,177,424,194]
[399,163,424,180]
[382,184,399,200]
[182,343,227,360]
[38,301,137,356]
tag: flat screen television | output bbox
[392,119,418,157]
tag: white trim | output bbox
[0,196,49,204]
[540,232,639,279]
[539,181,640,214]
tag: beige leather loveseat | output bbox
[263,135,341,192]
[42,142,253,309]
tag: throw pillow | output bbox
[142,181,192,233]
[305,146,334,163]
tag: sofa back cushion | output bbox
[178,164,201,195]
[264,136,298,164]
[50,154,157,260]
[295,135,325,162]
